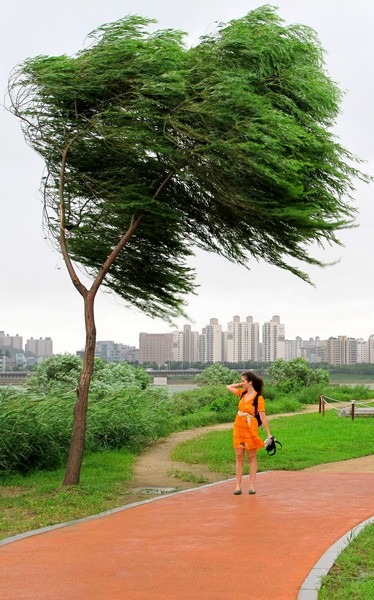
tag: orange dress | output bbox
[233,389,265,450]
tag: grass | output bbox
[170,411,374,476]
[167,468,209,484]
[319,523,374,599]
[0,449,136,539]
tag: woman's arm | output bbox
[226,383,242,394]
[259,412,271,439]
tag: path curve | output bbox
[132,405,374,492]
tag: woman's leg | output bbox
[234,447,245,491]
[247,449,258,491]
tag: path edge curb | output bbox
[297,515,374,599]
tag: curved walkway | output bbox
[1,470,373,599]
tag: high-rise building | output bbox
[368,335,374,364]
[25,337,53,357]
[225,316,259,362]
[0,331,23,350]
[139,332,173,366]
[172,330,184,362]
[262,315,285,362]
[182,324,199,364]
[356,339,367,364]
[201,318,222,363]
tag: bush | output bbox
[0,386,172,472]
[0,391,75,472]
[269,358,329,392]
[86,387,174,452]
[170,385,233,415]
[195,364,240,385]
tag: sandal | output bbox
[233,490,242,495]
[248,489,256,495]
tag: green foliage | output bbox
[0,392,75,472]
[25,354,150,396]
[1,379,372,474]
[269,357,329,392]
[8,6,370,327]
[26,354,82,393]
[0,449,135,538]
[195,365,240,386]
[86,387,174,452]
[0,386,172,472]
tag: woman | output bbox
[226,371,272,495]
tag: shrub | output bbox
[195,364,240,385]
[170,385,233,415]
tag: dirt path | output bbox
[131,406,374,493]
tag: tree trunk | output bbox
[63,291,96,486]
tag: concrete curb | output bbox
[297,515,374,599]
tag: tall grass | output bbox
[1,382,372,474]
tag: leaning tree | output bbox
[8,6,368,484]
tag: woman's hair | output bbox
[241,371,264,394]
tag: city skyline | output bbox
[3,309,374,355]
[1,1,374,354]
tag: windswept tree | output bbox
[8,6,368,484]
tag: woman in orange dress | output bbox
[226,371,272,495]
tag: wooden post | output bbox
[322,396,325,416]
[319,395,322,414]
[351,400,355,421]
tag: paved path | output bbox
[1,470,373,599]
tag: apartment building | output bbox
[25,337,53,358]
[95,341,138,362]
[0,331,23,350]
[139,332,173,366]
[182,324,199,364]
[262,315,285,362]
[202,318,222,363]
[224,315,259,362]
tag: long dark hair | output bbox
[241,371,264,394]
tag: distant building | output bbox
[262,315,285,362]
[95,341,139,363]
[224,315,260,363]
[25,337,53,358]
[139,333,173,367]
[0,331,23,350]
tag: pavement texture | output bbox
[1,470,373,600]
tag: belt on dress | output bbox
[237,411,254,420]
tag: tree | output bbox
[195,364,241,386]
[7,7,368,484]
[269,357,329,392]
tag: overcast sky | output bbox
[1,0,373,353]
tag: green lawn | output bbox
[0,449,136,539]
[171,411,374,475]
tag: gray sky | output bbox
[1,0,373,353]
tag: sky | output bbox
[1,0,373,354]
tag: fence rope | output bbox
[322,395,374,409]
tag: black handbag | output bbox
[265,436,282,456]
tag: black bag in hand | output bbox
[265,436,282,456]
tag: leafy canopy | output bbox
[195,364,241,386]
[269,357,329,392]
[8,6,368,321]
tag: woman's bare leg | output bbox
[247,449,257,491]
[234,447,245,491]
